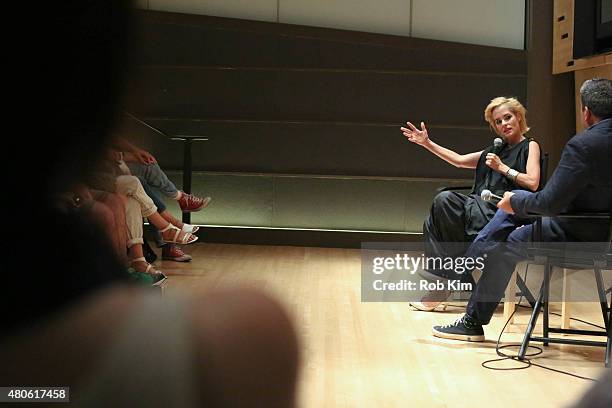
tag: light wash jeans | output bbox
[140,177,167,247]
[127,162,180,199]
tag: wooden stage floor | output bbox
[157,242,608,408]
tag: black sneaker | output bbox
[151,271,167,287]
[432,314,485,342]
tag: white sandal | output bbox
[130,257,167,286]
[181,223,200,234]
[409,301,448,312]
[160,223,198,245]
[409,289,452,312]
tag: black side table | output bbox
[170,136,208,224]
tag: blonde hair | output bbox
[484,97,530,135]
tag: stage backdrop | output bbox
[122,10,527,245]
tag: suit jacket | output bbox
[510,118,612,241]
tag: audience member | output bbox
[112,143,205,263]
[140,179,195,262]
[114,137,212,213]
[116,174,197,283]
[87,148,199,280]
[57,184,129,266]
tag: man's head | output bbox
[580,78,612,127]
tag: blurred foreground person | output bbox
[0,2,299,407]
[570,368,612,408]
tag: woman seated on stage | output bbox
[400,97,541,311]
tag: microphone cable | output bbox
[480,263,598,381]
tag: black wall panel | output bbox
[125,10,526,180]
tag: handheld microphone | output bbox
[492,137,503,154]
[484,137,504,189]
[480,189,503,202]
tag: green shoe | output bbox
[127,268,155,285]
[128,257,168,287]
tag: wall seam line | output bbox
[409,0,413,37]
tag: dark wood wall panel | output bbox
[125,10,527,181]
[122,118,490,179]
[133,11,525,74]
[129,68,525,124]
[526,0,575,168]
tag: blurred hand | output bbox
[135,149,156,165]
[497,191,515,214]
[401,121,429,146]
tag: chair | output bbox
[501,153,550,323]
[517,213,612,367]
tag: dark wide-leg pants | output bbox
[422,191,476,283]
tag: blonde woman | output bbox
[401,97,541,311]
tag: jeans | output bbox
[140,177,166,247]
[464,209,564,325]
[140,177,166,213]
[127,162,180,199]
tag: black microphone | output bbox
[484,138,504,190]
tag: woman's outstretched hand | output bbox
[401,121,429,146]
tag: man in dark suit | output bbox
[431,78,612,341]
